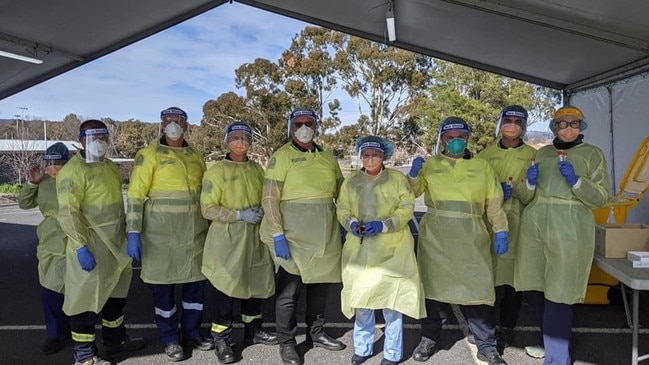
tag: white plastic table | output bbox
[594,255,649,365]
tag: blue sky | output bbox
[0,3,550,132]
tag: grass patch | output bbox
[0,184,22,194]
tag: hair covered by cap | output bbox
[225,121,253,139]
[355,135,394,160]
[439,117,471,136]
[289,108,317,122]
[160,106,187,120]
[44,142,70,161]
[501,105,528,120]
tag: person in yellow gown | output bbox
[126,107,212,362]
[58,120,144,365]
[19,142,71,355]
[200,121,277,364]
[408,117,509,365]
[514,106,610,365]
[260,107,346,365]
[478,105,536,352]
[338,135,425,365]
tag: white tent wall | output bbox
[571,74,649,223]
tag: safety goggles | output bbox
[555,120,581,130]
[361,153,383,161]
[293,121,315,129]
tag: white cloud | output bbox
[0,3,309,123]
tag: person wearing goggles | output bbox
[514,105,610,365]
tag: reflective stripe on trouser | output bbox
[150,281,206,345]
[354,308,403,362]
[210,284,263,339]
[70,297,126,363]
[41,286,70,340]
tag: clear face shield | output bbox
[226,131,252,156]
[81,128,112,163]
[161,116,188,141]
[436,130,470,157]
[496,114,526,139]
[359,147,385,173]
[41,156,67,178]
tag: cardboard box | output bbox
[595,224,649,258]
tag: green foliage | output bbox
[0,184,21,193]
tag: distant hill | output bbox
[0,119,15,125]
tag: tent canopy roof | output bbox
[2,0,649,99]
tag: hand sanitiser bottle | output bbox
[607,206,616,224]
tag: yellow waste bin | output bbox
[585,136,649,304]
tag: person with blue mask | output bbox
[478,105,536,353]
[408,117,509,365]
[338,136,426,365]
[19,142,72,355]
[200,121,278,364]
[514,106,609,365]
[260,107,346,365]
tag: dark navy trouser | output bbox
[149,280,207,346]
[42,287,70,340]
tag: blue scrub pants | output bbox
[42,287,70,340]
[354,308,403,362]
[540,296,572,365]
[149,280,207,346]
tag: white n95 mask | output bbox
[294,125,314,143]
[164,122,184,141]
[87,140,109,162]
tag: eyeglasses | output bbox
[555,120,581,130]
[293,121,314,128]
[361,154,383,161]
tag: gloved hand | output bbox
[409,157,425,178]
[76,246,96,272]
[239,208,264,224]
[127,232,142,261]
[350,221,363,237]
[363,221,383,237]
[501,182,513,200]
[494,231,509,255]
[273,234,290,260]
[527,164,539,185]
[559,161,579,186]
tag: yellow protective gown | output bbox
[337,168,426,319]
[409,155,507,305]
[479,142,536,286]
[514,142,609,304]
[260,142,344,283]
[200,158,275,299]
[127,141,208,284]
[19,177,67,293]
[57,154,132,316]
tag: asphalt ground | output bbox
[2,175,649,365]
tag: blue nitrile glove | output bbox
[350,221,363,238]
[76,246,96,272]
[559,161,579,186]
[494,231,509,255]
[409,157,425,178]
[273,234,290,260]
[238,208,264,224]
[527,164,539,185]
[501,182,513,200]
[364,221,383,237]
[127,232,142,261]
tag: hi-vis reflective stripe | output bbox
[71,331,95,343]
[241,314,262,324]
[155,305,177,318]
[211,323,229,333]
[102,316,124,328]
[182,301,203,311]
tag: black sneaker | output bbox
[183,335,215,351]
[41,337,66,355]
[164,343,186,362]
[477,350,508,365]
[74,356,114,365]
[103,337,146,354]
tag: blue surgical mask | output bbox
[446,138,467,156]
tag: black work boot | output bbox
[244,323,278,346]
[412,337,438,362]
[477,350,508,365]
[279,343,303,365]
[496,327,514,354]
[214,338,237,364]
